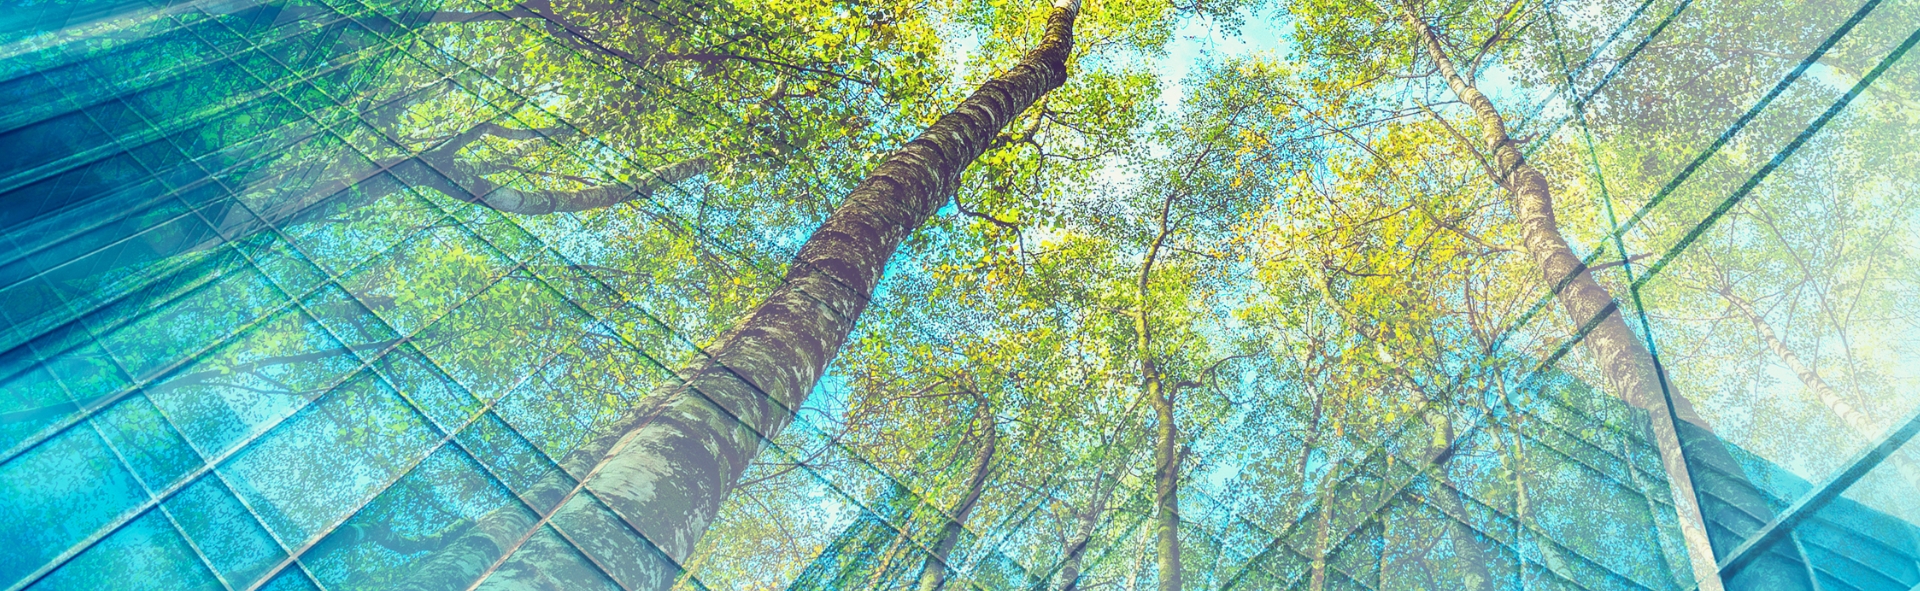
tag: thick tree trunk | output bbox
[1398,7,1809,591]
[431,3,1082,589]
[917,396,998,591]
[1718,287,1920,489]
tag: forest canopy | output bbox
[1,0,1918,589]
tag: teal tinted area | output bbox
[2,0,1917,589]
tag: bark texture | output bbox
[1719,287,1920,490]
[1398,7,1810,590]
[1136,197,1182,591]
[1419,416,1496,590]
[1057,449,1124,591]
[446,2,1082,589]
[916,396,998,591]
[1149,374,1182,591]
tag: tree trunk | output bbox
[1057,446,1125,591]
[1398,7,1808,590]
[1718,287,1920,489]
[917,395,998,591]
[440,2,1082,589]
[1420,414,1496,590]
[1135,201,1183,591]
[1149,374,1182,591]
[1306,460,1334,591]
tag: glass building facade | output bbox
[2,0,1918,589]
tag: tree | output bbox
[913,388,998,591]
[392,2,1084,587]
[11,0,1920,588]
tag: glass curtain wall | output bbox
[1,0,1917,589]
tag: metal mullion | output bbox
[1405,11,1912,552]
[44,356,240,591]
[0,71,462,295]
[834,358,1148,586]
[395,144,922,591]
[1214,422,1484,591]
[241,342,579,591]
[386,32,788,280]
[0,159,456,454]
[1717,404,1920,580]
[405,364,643,591]
[1628,30,1920,583]
[128,91,562,591]
[326,2,1728,587]
[277,255,682,591]
[0,0,218,67]
[152,3,424,142]
[0,65,420,285]
[208,200,575,591]
[86,172,400,591]
[0,227,245,350]
[1381,0,1878,472]
[213,134,642,591]
[0,254,299,467]
[378,20,937,474]
[1218,396,1515,591]
[1498,428,1684,581]
[960,377,1248,584]
[123,447,245,591]
[374,2,801,277]
[1528,400,1658,480]
[1792,510,1920,586]
[0,18,413,200]
[1417,467,1645,591]
[196,4,414,110]
[1302,425,1519,585]
[20,241,537,591]
[451,341,986,589]
[1504,420,1654,511]
[1790,529,1892,591]
[7,277,422,590]
[1,182,532,581]
[1790,533,1830,591]
[1217,0,1822,584]
[1486,0,1895,371]
[0,2,366,136]
[0,55,499,471]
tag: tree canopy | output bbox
[2,0,1919,589]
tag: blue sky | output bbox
[1153,6,1292,110]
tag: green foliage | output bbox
[10,0,1920,588]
